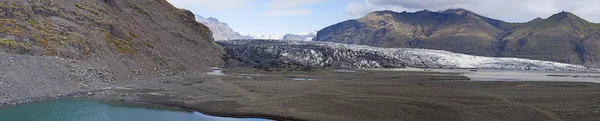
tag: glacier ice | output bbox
[219,40,598,71]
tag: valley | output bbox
[0,0,599,121]
[2,66,600,121]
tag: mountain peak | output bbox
[412,9,436,15]
[206,17,220,22]
[371,9,467,15]
[530,17,544,22]
[315,8,600,67]
[418,9,433,12]
[195,15,204,19]
[547,11,581,20]
[371,10,399,15]
[443,8,471,15]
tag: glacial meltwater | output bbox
[0,99,270,121]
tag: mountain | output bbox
[219,40,594,71]
[313,9,600,67]
[195,16,252,40]
[243,31,316,41]
[195,16,315,41]
[498,12,600,65]
[283,31,317,41]
[0,0,223,77]
[241,33,285,40]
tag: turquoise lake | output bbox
[0,99,270,121]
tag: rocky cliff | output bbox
[0,0,223,78]
[219,40,594,71]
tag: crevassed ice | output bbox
[219,40,598,71]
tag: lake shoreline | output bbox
[0,88,291,121]
[2,68,600,121]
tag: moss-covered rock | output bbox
[0,0,223,77]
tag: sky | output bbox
[166,0,600,35]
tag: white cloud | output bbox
[262,0,326,17]
[167,0,326,17]
[263,9,312,16]
[166,0,254,11]
[267,0,326,9]
[345,1,417,17]
[345,0,600,22]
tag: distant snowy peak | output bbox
[284,30,317,41]
[196,16,316,41]
[242,31,317,41]
[241,33,286,40]
[293,30,318,35]
[195,15,251,41]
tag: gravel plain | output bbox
[1,53,600,121]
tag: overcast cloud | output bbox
[263,0,327,16]
[267,0,326,9]
[163,0,600,34]
[166,0,254,11]
[346,0,600,22]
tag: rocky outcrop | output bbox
[219,40,595,71]
[0,0,223,79]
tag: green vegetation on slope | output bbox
[314,9,600,67]
[0,0,223,76]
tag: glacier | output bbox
[218,40,598,71]
[239,31,316,41]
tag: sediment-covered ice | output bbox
[218,40,597,71]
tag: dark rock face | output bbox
[580,31,600,67]
[314,9,600,67]
[218,40,594,71]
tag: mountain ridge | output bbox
[195,15,252,41]
[196,16,315,41]
[314,9,600,67]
